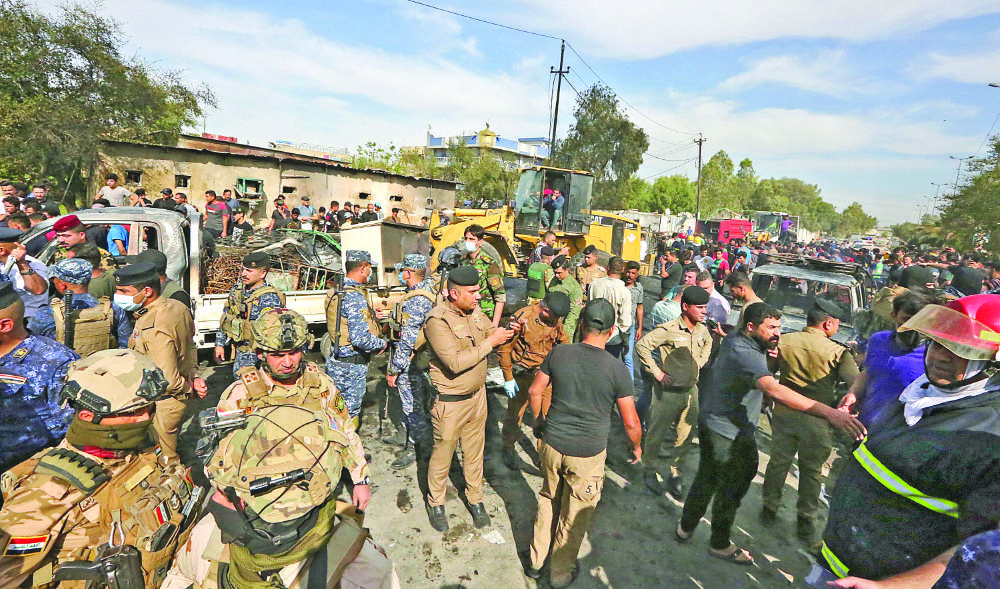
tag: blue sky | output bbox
[52,0,1000,224]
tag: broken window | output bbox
[282,186,296,194]
[358,192,371,200]
[175,175,190,188]
[237,178,263,195]
[389,195,403,202]
[125,170,142,184]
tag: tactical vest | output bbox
[526,262,550,300]
[219,285,284,346]
[235,364,329,412]
[324,286,380,353]
[51,298,116,356]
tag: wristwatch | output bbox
[18,264,34,275]
[356,476,371,486]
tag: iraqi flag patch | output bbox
[4,536,47,556]
[154,501,170,525]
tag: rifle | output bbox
[64,291,76,350]
[55,544,144,589]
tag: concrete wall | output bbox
[93,140,456,226]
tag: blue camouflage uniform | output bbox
[326,251,386,419]
[28,293,132,348]
[0,335,79,472]
[389,258,436,444]
[217,282,286,378]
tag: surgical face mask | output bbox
[114,291,144,312]
[464,241,477,253]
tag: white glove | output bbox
[503,379,519,398]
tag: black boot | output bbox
[426,504,448,532]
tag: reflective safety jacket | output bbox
[822,388,1000,580]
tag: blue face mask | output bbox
[113,292,144,312]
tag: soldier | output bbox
[636,286,712,500]
[499,291,570,471]
[215,252,286,378]
[525,246,557,305]
[0,349,197,588]
[760,299,859,542]
[423,265,516,532]
[117,262,206,460]
[548,255,583,340]
[216,308,372,503]
[162,405,399,589]
[27,257,132,352]
[129,249,192,309]
[0,282,79,474]
[462,224,506,326]
[325,250,387,426]
[385,254,437,470]
[50,214,113,268]
[65,243,115,300]
[575,244,607,298]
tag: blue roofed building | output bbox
[418,125,550,169]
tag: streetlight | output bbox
[950,155,974,198]
[930,181,946,213]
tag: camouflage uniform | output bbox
[216,282,285,378]
[548,273,584,340]
[0,335,79,473]
[389,268,437,446]
[465,249,505,320]
[325,251,386,419]
[0,350,195,589]
[162,405,398,589]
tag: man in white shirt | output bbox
[588,256,633,362]
[697,270,731,326]
[0,227,48,319]
[95,173,132,207]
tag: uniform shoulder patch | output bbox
[0,373,27,386]
[487,275,503,290]
[306,363,320,373]
[241,371,260,385]
[12,348,27,360]
[4,535,48,556]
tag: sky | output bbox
[40,0,1000,225]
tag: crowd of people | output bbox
[0,170,998,589]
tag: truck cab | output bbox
[513,166,594,236]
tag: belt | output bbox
[331,354,368,365]
[437,393,475,402]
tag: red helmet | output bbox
[900,294,1000,361]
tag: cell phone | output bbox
[705,318,719,330]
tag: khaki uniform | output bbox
[0,440,194,589]
[423,300,496,507]
[636,318,712,479]
[762,326,860,521]
[497,305,569,449]
[217,362,370,485]
[575,263,606,299]
[128,297,198,460]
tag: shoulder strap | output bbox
[34,447,110,494]
[237,366,270,403]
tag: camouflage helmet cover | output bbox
[59,349,168,416]
[206,405,344,523]
[251,308,314,352]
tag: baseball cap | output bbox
[581,299,615,331]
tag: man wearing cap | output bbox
[51,214,113,268]
[636,286,713,500]
[0,227,48,319]
[154,187,173,207]
[117,262,206,460]
[498,291,570,470]
[548,255,583,340]
[325,250,387,425]
[385,254,438,469]
[0,281,79,473]
[268,197,291,233]
[28,257,132,351]
[337,201,353,227]
[526,299,642,587]
[297,196,317,231]
[130,248,192,309]
[760,298,860,542]
[216,252,286,378]
[461,224,506,327]
[423,265,516,532]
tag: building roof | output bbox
[102,134,459,188]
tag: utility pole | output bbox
[694,134,707,220]
[549,40,570,152]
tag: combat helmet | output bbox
[251,308,314,352]
[59,349,168,420]
[206,405,345,523]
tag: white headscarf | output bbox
[899,360,993,426]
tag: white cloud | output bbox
[920,48,1000,84]
[717,50,883,97]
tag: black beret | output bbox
[243,252,271,269]
[448,265,480,287]
[814,298,846,321]
[540,246,558,257]
[550,255,570,270]
[0,227,24,243]
[114,262,158,286]
[681,286,710,306]
[0,282,19,309]
[542,291,571,318]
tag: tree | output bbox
[697,150,737,215]
[0,1,214,205]
[549,84,649,209]
[939,137,1000,250]
[836,202,879,236]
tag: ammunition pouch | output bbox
[52,298,116,356]
[325,286,380,354]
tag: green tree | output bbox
[836,202,879,236]
[0,1,214,205]
[939,137,1000,250]
[549,84,649,209]
[697,150,737,215]
[441,140,519,207]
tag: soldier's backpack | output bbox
[52,298,116,356]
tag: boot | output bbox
[391,445,416,470]
[381,428,407,447]
[426,504,448,532]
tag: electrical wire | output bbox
[404,0,561,40]
[974,111,1000,156]
[641,157,698,180]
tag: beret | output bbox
[447,265,479,287]
[581,299,615,331]
[542,291,571,318]
[243,251,271,269]
[135,249,168,274]
[114,262,159,287]
[53,214,84,232]
[0,282,19,309]
[681,286,710,306]
[550,255,570,270]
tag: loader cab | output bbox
[513,167,594,236]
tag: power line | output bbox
[641,158,697,180]
[974,111,1000,156]
[403,0,560,40]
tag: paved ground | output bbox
[183,349,835,589]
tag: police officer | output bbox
[325,250,387,427]
[215,308,371,505]
[0,349,196,588]
[162,405,400,589]
[129,249,192,309]
[0,281,79,474]
[28,257,132,352]
[423,265,516,532]
[117,262,206,460]
[215,252,285,378]
[386,254,437,470]
[461,224,506,326]
[548,255,583,340]
[760,298,859,542]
